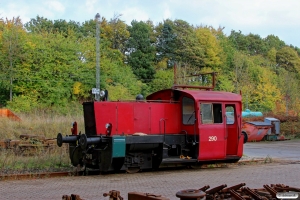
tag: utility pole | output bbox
[95,13,101,101]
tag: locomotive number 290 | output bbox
[208,136,217,141]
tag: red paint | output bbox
[93,102,181,135]
[71,121,78,135]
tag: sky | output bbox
[1,0,300,47]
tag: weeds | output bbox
[0,111,84,139]
[0,112,82,174]
[264,155,273,163]
[0,147,70,175]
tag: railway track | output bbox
[0,158,277,181]
[0,171,74,181]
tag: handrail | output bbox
[159,118,166,143]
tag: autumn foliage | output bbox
[1,16,300,116]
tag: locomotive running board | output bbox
[162,158,198,163]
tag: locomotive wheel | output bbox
[126,167,140,173]
[70,146,83,166]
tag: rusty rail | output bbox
[0,171,73,181]
[0,134,58,156]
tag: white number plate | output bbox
[209,136,217,141]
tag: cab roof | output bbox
[146,89,241,102]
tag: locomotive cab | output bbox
[147,88,244,164]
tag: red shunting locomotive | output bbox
[57,73,245,173]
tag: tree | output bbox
[101,14,130,54]
[24,16,54,33]
[79,23,142,101]
[0,17,26,102]
[251,66,281,111]
[155,22,177,66]
[4,29,87,111]
[264,34,286,51]
[126,20,156,82]
[25,16,83,38]
[195,27,222,69]
[276,46,300,73]
[149,68,174,92]
[229,31,267,55]
[171,20,204,67]
[229,30,249,52]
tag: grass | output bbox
[0,111,84,139]
[0,111,84,174]
[264,155,273,164]
[0,147,71,175]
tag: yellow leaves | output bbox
[266,47,277,63]
[106,78,114,84]
[106,84,134,100]
[195,27,222,68]
[155,58,169,70]
[24,40,36,50]
[73,82,82,95]
[251,67,281,111]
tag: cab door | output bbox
[225,104,239,155]
[198,102,226,160]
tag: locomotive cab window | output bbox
[182,97,195,125]
[200,103,223,124]
[225,105,235,125]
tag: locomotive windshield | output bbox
[225,105,235,125]
[182,97,195,125]
[200,103,223,124]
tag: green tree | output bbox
[6,30,85,111]
[229,31,267,55]
[276,69,300,115]
[126,20,156,82]
[228,30,249,52]
[79,24,142,101]
[171,20,204,67]
[215,29,237,90]
[155,21,177,66]
[25,16,83,39]
[0,17,26,102]
[264,34,286,51]
[101,14,130,54]
[276,46,300,73]
[24,16,54,33]
[246,33,267,55]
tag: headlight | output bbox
[100,90,105,97]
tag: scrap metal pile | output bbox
[63,183,300,200]
[0,134,57,155]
